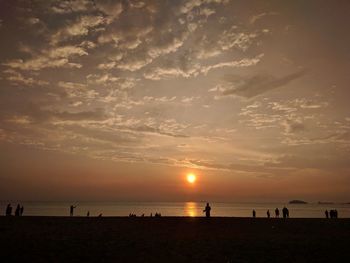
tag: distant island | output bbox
[289,200,308,204]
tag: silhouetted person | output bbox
[330,209,338,219]
[20,206,24,216]
[98,213,102,217]
[5,204,12,216]
[275,208,279,218]
[252,210,256,218]
[282,206,289,219]
[325,210,329,218]
[70,205,76,216]
[203,203,211,218]
[15,204,21,216]
[87,211,90,217]
[267,210,270,218]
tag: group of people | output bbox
[128,212,162,217]
[265,207,290,218]
[325,209,338,218]
[5,204,24,216]
[204,203,293,219]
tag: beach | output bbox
[1,217,349,262]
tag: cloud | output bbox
[144,55,263,80]
[201,54,263,75]
[143,96,177,103]
[3,58,80,71]
[143,65,199,80]
[186,159,285,175]
[222,70,307,98]
[27,17,40,25]
[3,45,87,71]
[294,98,329,109]
[147,31,189,59]
[33,107,106,123]
[3,69,48,86]
[97,61,116,70]
[87,74,119,85]
[116,56,153,72]
[179,0,229,14]
[48,46,88,58]
[53,109,106,121]
[281,118,306,134]
[58,81,88,98]
[131,125,189,138]
[50,0,94,14]
[282,131,350,146]
[4,0,348,176]
[51,15,106,45]
[94,1,123,20]
[249,12,279,24]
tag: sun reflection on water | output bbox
[185,202,198,217]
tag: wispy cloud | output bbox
[222,70,307,98]
[3,45,88,71]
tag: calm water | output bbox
[1,201,350,218]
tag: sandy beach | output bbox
[0,216,349,262]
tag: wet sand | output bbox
[0,216,349,262]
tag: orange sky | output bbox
[1,142,349,202]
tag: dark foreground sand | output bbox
[0,217,349,262]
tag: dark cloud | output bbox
[53,108,106,121]
[132,125,189,138]
[4,104,106,123]
[222,70,307,98]
[282,118,306,134]
[56,124,140,145]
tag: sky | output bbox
[0,0,350,202]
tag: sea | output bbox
[1,201,350,218]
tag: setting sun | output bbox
[187,173,196,184]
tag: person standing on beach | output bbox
[70,205,77,217]
[252,210,256,218]
[275,208,279,218]
[267,210,270,218]
[203,203,211,218]
[325,210,329,218]
[282,207,288,219]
